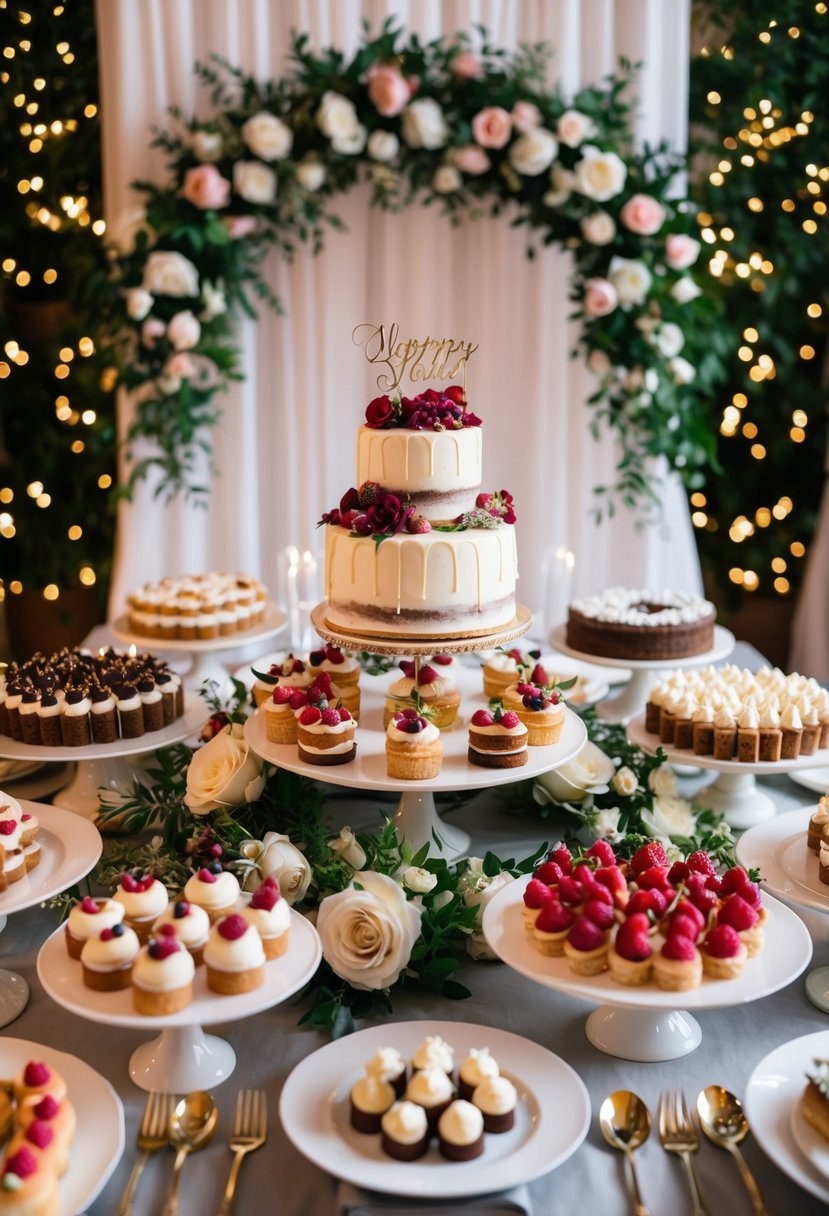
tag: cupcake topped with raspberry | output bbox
[308,644,360,686]
[296,702,356,767]
[385,709,443,781]
[501,681,566,746]
[482,648,546,698]
[183,848,241,922]
[153,898,211,964]
[384,661,460,729]
[112,871,169,943]
[468,706,528,769]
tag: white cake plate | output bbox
[549,624,735,723]
[37,908,321,1092]
[245,666,587,861]
[482,875,812,1061]
[111,603,287,693]
[0,695,207,824]
[628,713,829,830]
[0,801,102,1029]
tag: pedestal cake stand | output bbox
[246,604,587,860]
[549,623,735,724]
[111,602,287,693]
[627,713,829,830]
[482,874,812,1062]
[37,909,321,1092]
[0,801,102,1027]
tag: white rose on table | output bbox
[241,831,312,904]
[192,129,223,162]
[609,256,652,307]
[648,765,678,797]
[581,210,617,246]
[641,793,696,840]
[183,722,266,816]
[125,287,153,320]
[166,309,201,351]
[401,97,448,150]
[671,276,702,304]
[557,108,597,148]
[463,871,515,960]
[653,321,685,359]
[367,130,399,163]
[316,871,422,990]
[402,866,437,894]
[296,160,326,192]
[508,127,557,176]
[141,250,199,298]
[574,145,627,201]
[317,91,361,143]
[233,160,277,205]
[533,741,616,804]
[328,826,366,871]
[432,165,462,194]
[241,111,293,161]
[612,765,639,796]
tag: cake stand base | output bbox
[393,791,470,861]
[0,970,29,1029]
[693,771,777,830]
[805,966,829,1015]
[595,669,656,724]
[128,1024,236,1093]
[52,755,145,824]
[585,1005,702,1062]
[186,650,238,696]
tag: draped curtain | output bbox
[96,0,700,634]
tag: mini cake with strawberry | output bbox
[531,898,576,956]
[384,661,460,729]
[608,913,653,986]
[385,709,442,780]
[204,913,266,994]
[241,876,291,958]
[183,851,241,922]
[501,682,565,746]
[131,924,195,1015]
[263,684,307,745]
[80,923,140,991]
[482,649,547,699]
[700,923,747,979]
[64,896,126,960]
[152,898,210,965]
[296,703,356,766]
[112,871,170,943]
[563,913,610,975]
[308,645,361,716]
[468,707,528,768]
[521,877,555,933]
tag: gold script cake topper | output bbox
[352,323,478,393]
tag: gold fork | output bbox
[658,1090,714,1216]
[115,1090,176,1216]
[217,1089,268,1216]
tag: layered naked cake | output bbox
[567,587,716,660]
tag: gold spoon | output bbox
[697,1085,769,1216]
[162,1090,219,1216]
[599,1090,652,1216]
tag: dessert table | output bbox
[2,769,827,1216]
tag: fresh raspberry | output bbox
[631,842,669,874]
[321,708,341,726]
[533,860,563,886]
[583,899,616,930]
[515,682,535,696]
[615,914,652,962]
[23,1062,51,1087]
[3,1147,38,1179]
[136,875,155,892]
[338,707,352,721]
[272,685,293,705]
[500,711,521,729]
[661,934,697,962]
[548,844,572,874]
[250,877,280,911]
[33,1096,58,1120]
[567,916,606,951]
[687,849,716,877]
[306,686,328,707]
[314,672,334,693]
[418,665,438,685]
[24,1121,53,1150]
[0,819,16,835]
[558,876,584,907]
[720,866,750,896]
[325,646,345,665]
[530,663,550,685]
[149,934,180,960]
[197,867,217,884]
[636,865,671,891]
[471,709,494,727]
[432,654,453,666]
[218,914,248,941]
[100,928,114,942]
[667,860,691,885]
[159,923,176,937]
[704,923,742,959]
[300,706,322,726]
[120,872,138,893]
[523,879,554,910]
[733,879,762,909]
[718,894,757,931]
[670,913,702,942]
[586,840,616,867]
[288,690,308,711]
[80,896,100,914]
[407,515,432,534]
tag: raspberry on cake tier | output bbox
[566,587,716,660]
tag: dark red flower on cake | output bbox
[366,493,415,535]
[476,489,516,524]
[365,395,395,428]
[340,487,360,513]
[319,507,341,527]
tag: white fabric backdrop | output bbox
[97,0,701,634]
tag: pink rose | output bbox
[367,64,410,118]
[620,193,666,236]
[450,51,482,78]
[471,106,512,150]
[665,233,701,270]
[583,278,618,318]
[511,101,542,133]
[222,215,257,240]
[166,352,196,379]
[181,164,230,210]
[454,144,491,175]
[140,317,166,349]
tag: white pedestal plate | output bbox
[0,801,101,1027]
[549,623,735,724]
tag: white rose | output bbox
[574,145,628,201]
[464,871,515,960]
[648,765,678,797]
[612,765,639,796]
[166,309,201,351]
[581,210,617,246]
[509,128,558,176]
[402,866,437,894]
[669,355,696,383]
[609,256,652,306]
[241,111,293,161]
[246,831,312,904]
[654,321,685,358]
[328,826,366,871]
[192,129,223,162]
[533,741,617,804]
[671,276,702,304]
[200,281,226,322]
[317,91,361,142]
[401,97,448,150]
[332,123,367,156]
[641,794,696,840]
[590,807,623,842]
[543,163,574,208]
[557,108,598,148]
[141,250,199,298]
[296,160,326,192]
[432,165,461,194]
[645,368,660,392]
[316,871,422,990]
[233,160,277,204]
[183,722,266,815]
[367,130,400,162]
[126,287,153,320]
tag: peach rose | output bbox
[454,144,490,175]
[665,233,701,270]
[181,164,230,210]
[620,193,666,236]
[367,64,410,118]
[222,215,257,240]
[512,100,542,133]
[471,106,512,149]
[451,50,482,78]
[583,278,618,318]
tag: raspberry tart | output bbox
[563,915,610,976]
[240,876,291,958]
[608,913,654,987]
[152,898,210,966]
[531,899,576,957]
[653,931,703,992]
[112,871,170,944]
[501,682,565,745]
[385,710,443,780]
[467,707,528,768]
[296,704,356,766]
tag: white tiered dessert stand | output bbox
[482,874,812,1062]
[549,623,735,724]
[627,713,829,830]
[112,602,286,693]
[37,908,321,1092]
[245,604,587,861]
[0,695,207,823]
[0,801,102,1027]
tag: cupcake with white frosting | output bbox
[183,861,240,922]
[240,876,291,959]
[113,871,170,943]
[65,896,125,960]
[472,1075,518,1133]
[153,898,210,966]
[204,913,266,994]
[349,1073,395,1134]
[132,925,195,1014]
[81,923,140,991]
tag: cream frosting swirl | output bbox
[381,1101,428,1145]
[437,1099,483,1146]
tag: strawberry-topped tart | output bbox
[385,709,442,780]
[0,1144,58,1216]
[608,913,653,986]
[183,847,241,922]
[297,702,356,766]
[482,649,547,699]
[241,876,291,958]
[468,707,528,768]
[263,684,307,745]
[308,645,361,717]
[112,871,169,944]
[532,899,576,957]
[204,913,266,994]
[700,923,747,979]
[384,661,460,729]
[251,654,313,707]
[501,681,565,746]
[14,1062,66,1111]
[131,924,195,1015]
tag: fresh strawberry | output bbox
[586,840,616,867]
[584,880,613,906]
[614,914,652,962]
[530,662,550,686]
[583,899,616,930]
[523,879,554,910]
[672,898,705,932]
[288,690,308,711]
[471,709,494,727]
[720,866,750,896]
[704,923,742,959]
[418,665,438,685]
[667,860,691,885]
[272,685,293,705]
[717,894,757,931]
[535,900,575,934]
[325,646,345,664]
[399,661,416,679]
[338,707,352,721]
[626,888,666,919]
[686,882,719,915]
[432,654,453,666]
[687,849,716,877]
[631,842,669,874]
[566,916,606,951]
[533,860,563,886]
[733,879,762,909]
[299,706,322,726]
[661,934,697,962]
[558,876,584,907]
[636,865,672,891]
[507,648,523,662]
[573,862,595,887]
[594,865,627,903]
[670,912,702,942]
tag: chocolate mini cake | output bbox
[380,1101,430,1161]
[468,708,528,768]
[437,1099,484,1161]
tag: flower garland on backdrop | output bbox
[81,682,737,1037]
[113,23,724,514]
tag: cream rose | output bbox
[454,144,490,175]
[612,766,639,797]
[328,826,366,871]
[512,100,542,132]
[581,210,617,246]
[471,106,512,149]
[167,309,201,351]
[316,871,422,990]
[402,866,437,894]
[296,160,326,192]
[242,111,293,161]
[620,193,666,236]
[243,831,312,904]
[233,161,277,205]
[367,64,410,118]
[432,165,462,194]
[401,97,448,150]
[671,276,702,304]
[583,277,618,318]
[141,250,199,298]
[508,127,557,176]
[665,233,701,270]
[589,807,622,842]
[574,145,627,201]
[126,287,153,320]
[609,256,652,306]
[543,164,574,207]
[557,108,597,148]
[653,322,685,359]
[333,123,367,155]
[317,91,361,143]
[464,871,515,960]
[183,722,266,815]
[192,129,223,162]
[533,741,616,804]
[648,765,678,797]
[367,130,399,162]
[641,794,696,840]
